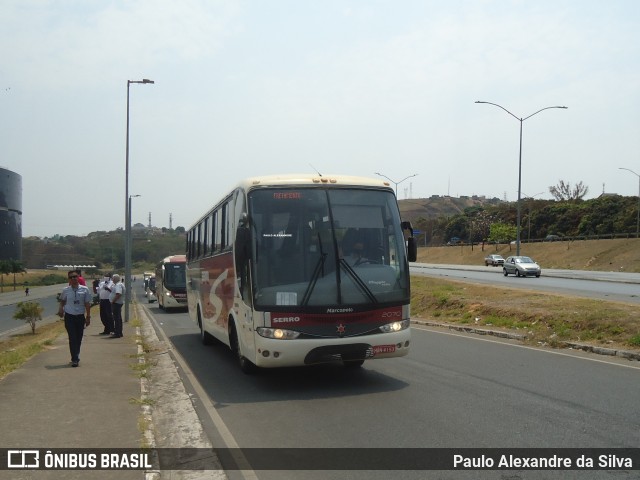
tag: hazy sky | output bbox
[2,0,639,238]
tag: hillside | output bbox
[416,238,640,273]
[397,195,639,249]
[398,196,500,221]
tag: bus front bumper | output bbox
[252,329,411,368]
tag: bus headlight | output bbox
[257,327,301,340]
[379,319,410,333]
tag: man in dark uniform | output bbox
[58,270,92,367]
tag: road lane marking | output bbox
[412,325,640,371]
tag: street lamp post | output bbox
[374,172,418,198]
[475,101,567,255]
[522,192,544,242]
[618,167,640,238]
[125,79,154,323]
[126,194,141,323]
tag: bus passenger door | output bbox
[235,300,255,362]
[234,218,256,362]
[186,265,200,323]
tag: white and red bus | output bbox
[186,174,417,373]
[155,254,187,310]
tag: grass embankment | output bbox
[0,320,67,379]
[411,276,640,350]
[412,238,640,350]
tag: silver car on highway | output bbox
[484,254,505,267]
[503,256,541,277]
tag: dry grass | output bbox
[410,276,640,350]
[0,269,68,291]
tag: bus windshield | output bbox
[163,263,186,290]
[249,187,410,310]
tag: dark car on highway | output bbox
[503,256,541,277]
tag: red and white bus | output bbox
[155,254,187,310]
[186,174,417,373]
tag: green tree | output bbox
[13,301,44,334]
[445,216,470,243]
[488,223,517,244]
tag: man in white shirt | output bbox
[109,274,125,338]
[98,273,114,335]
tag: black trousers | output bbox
[112,302,123,337]
[99,299,113,333]
[64,314,85,363]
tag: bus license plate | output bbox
[373,345,396,355]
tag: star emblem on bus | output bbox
[336,324,346,335]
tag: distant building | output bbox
[0,167,22,261]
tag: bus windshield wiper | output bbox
[301,233,327,306]
[339,259,377,304]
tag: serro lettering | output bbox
[273,317,300,323]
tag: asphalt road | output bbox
[1,278,637,479]
[0,284,65,336]
[136,286,640,480]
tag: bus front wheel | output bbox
[230,323,257,374]
[199,314,214,346]
[343,359,365,368]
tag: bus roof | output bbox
[239,174,394,191]
[159,254,186,264]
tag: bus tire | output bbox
[199,313,214,346]
[343,359,365,368]
[229,322,256,374]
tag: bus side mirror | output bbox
[235,226,251,266]
[407,237,417,262]
[401,221,417,262]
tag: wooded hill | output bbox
[399,194,638,246]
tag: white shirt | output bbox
[98,278,114,300]
[110,282,125,304]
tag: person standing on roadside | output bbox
[58,270,92,367]
[109,274,124,338]
[98,273,114,335]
